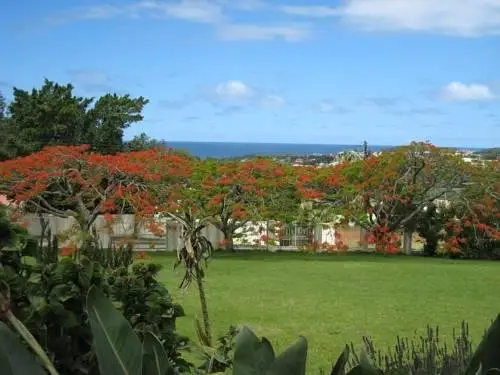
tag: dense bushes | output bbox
[0,206,187,375]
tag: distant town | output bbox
[229,147,499,167]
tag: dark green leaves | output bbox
[0,322,46,375]
[142,332,171,375]
[232,326,308,375]
[86,285,143,375]
[233,326,275,375]
[466,314,500,375]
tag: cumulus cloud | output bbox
[440,81,496,101]
[214,80,254,99]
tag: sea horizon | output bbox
[164,141,480,159]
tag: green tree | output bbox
[124,132,165,152]
[86,94,149,154]
[8,79,92,154]
[0,92,20,161]
[3,79,149,158]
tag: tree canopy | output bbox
[0,79,149,159]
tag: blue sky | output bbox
[2,0,499,147]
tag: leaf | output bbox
[267,336,308,375]
[330,346,350,375]
[0,322,46,375]
[466,314,500,375]
[86,285,142,375]
[233,326,275,375]
[142,331,170,375]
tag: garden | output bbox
[0,81,498,374]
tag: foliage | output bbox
[223,316,500,375]
[296,143,468,253]
[442,161,500,259]
[0,204,36,252]
[86,93,149,154]
[108,262,189,371]
[0,212,187,374]
[0,79,148,159]
[350,322,473,375]
[82,240,135,270]
[474,148,499,161]
[124,133,166,152]
[202,158,299,250]
[198,326,238,374]
[0,145,160,244]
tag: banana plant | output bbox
[0,285,174,375]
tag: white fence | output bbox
[19,214,338,252]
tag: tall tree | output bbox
[86,94,149,154]
[4,79,148,158]
[8,79,92,154]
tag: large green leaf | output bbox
[267,336,308,375]
[0,322,46,375]
[330,346,350,375]
[86,285,142,375]
[466,314,500,375]
[142,331,170,375]
[233,326,275,375]
[347,349,381,375]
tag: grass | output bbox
[153,251,500,373]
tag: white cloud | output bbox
[279,0,500,36]
[215,80,253,99]
[47,1,310,42]
[216,23,310,41]
[139,0,224,23]
[262,94,286,107]
[280,5,339,18]
[440,81,496,101]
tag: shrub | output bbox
[350,322,473,375]
[0,209,188,374]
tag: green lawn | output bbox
[153,252,500,373]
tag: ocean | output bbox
[166,141,391,158]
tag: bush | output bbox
[0,209,188,374]
[350,322,473,375]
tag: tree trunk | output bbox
[403,229,413,255]
[194,263,212,346]
[224,230,235,251]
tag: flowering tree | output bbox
[343,143,467,253]
[296,143,467,253]
[443,160,500,257]
[203,157,299,250]
[292,163,350,250]
[0,145,164,249]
